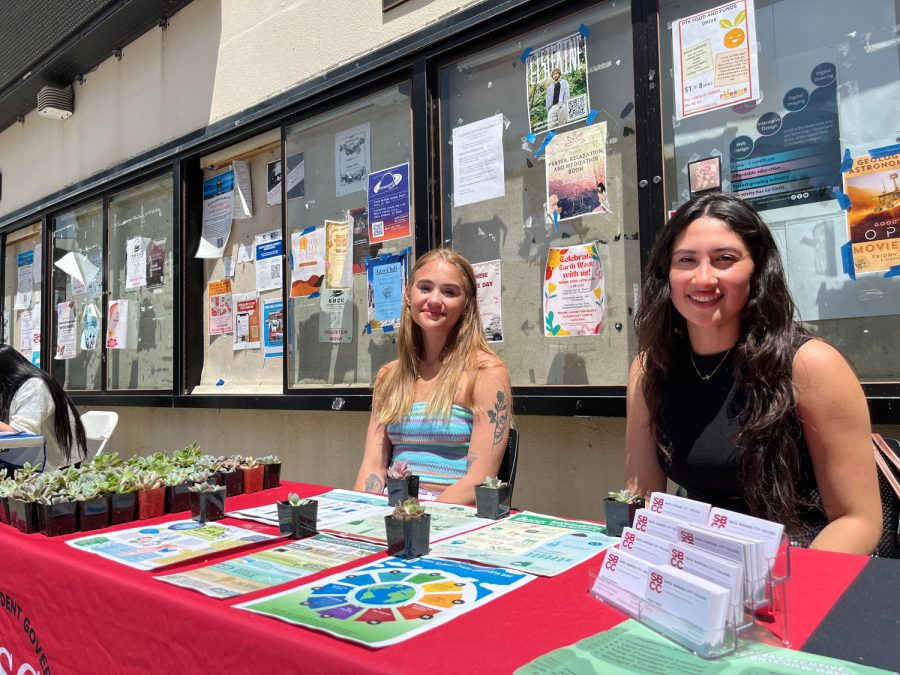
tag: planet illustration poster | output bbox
[367,163,411,244]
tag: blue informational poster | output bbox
[367,163,410,244]
[262,298,283,358]
[365,248,410,333]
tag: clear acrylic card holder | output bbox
[737,532,792,648]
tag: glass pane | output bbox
[51,200,103,390]
[659,0,900,381]
[3,222,42,365]
[107,173,174,390]
[439,3,640,386]
[285,83,413,388]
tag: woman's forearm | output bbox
[808,515,881,555]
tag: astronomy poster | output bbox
[525,32,590,135]
[367,163,411,244]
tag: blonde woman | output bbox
[354,249,511,504]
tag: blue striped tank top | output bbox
[387,402,474,490]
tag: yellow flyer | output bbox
[844,153,900,274]
[325,220,351,288]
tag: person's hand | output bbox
[0,422,15,432]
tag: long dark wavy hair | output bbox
[634,194,805,532]
[0,344,87,464]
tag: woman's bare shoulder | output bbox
[374,360,399,386]
[475,350,507,371]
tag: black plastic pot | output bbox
[386,476,419,506]
[10,499,40,534]
[603,498,644,537]
[0,496,10,525]
[277,499,318,539]
[109,492,137,525]
[78,496,110,532]
[190,487,226,523]
[263,463,282,489]
[217,470,244,497]
[475,485,512,520]
[40,501,78,537]
[384,514,430,559]
[165,483,193,513]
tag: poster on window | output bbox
[319,288,353,344]
[543,243,604,337]
[196,170,235,258]
[232,160,253,220]
[147,238,166,289]
[55,301,77,359]
[843,152,900,274]
[31,302,40,366]
[263,299,284,358]
[208,279,234,335]
[525,32,590,135]
[255,230,283,292]
[452,114,506,207]
[233,292,261,351]
[106,299,129,349]
[672,0,759,120]
[20,311,33,352]
[15,250,33,310]
[266,160,283,206]
[289,226,325,299]
[473,259,503,343]
[80,303,100,351]
[367,163,411,244]
[125,237,147,290]
[366,248,410,334]
[335,123,370,197]
[325,220,352,289]
[350,207,380,274]
[286,152,305,200]
[545,123,609,222]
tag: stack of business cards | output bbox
[647,491,711,523]
[631,508,687,541]
[642,564,731,647]
[592,548,653,615]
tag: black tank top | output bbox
[656,337,827,546]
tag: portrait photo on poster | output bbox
[688,156,722,196]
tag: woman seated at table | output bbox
[625,194,881,553]
[0,344,87,471]
[354,249,511,505]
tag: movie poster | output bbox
[525,32,590,135]
[843,152,900,274]
[545,123,608,222]
[543,242,604,337]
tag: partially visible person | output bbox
[545,67,570,129]
[354,249,511,505]
[0,344,87,471]
[625,194,881,554]
[592,181,609,213]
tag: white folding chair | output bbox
[80,411,119,460]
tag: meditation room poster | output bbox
[545,122,609,222]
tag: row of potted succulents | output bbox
[0,444,281,536]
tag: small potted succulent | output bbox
[384,498,430,559]
[109,467,139,525]
[135,470,166,520]
[0,477,15,525]
[216,457,245,497]
[9,481,40,534]
[240,457,264,494]
[475,476,511,520]
[72,476,110,532]
[164,467,196,514]
[277,492,318,539]
[259,455,282,490]
[386,460,419,506]
[189,481,226,523]
[38,489,78,537]
[172,443,203,468]
[603,489,645,537]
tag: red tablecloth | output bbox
[0,483,870,674]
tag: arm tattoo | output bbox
[364,474,384,494]
[466,455,476,471]
[486,390,509,448]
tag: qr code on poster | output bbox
[568,94,587,120]
[270,263,281,280]
[372,221,385,238]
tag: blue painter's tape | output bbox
[579,23,590,38]
[840,148,852,173]
[533,130,556,158]
[868,143,900,159]
[840,241,856,280]
[586,110,599,125]
[832,188,851,210]
[553,210,559,233]
[526,132,536,144]
[519,47,532,63]
[216,378,225,386]
[885,265,900,279]
[383,325,395,333]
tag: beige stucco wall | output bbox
[0,0,484,217]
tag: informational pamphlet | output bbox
[525,32,591,135]
[672,0,759,119]
[147,238,166,289]
[350,207,378,275]
[365,248,410,333]
[196,170,235,258]
[262,298,283,358]
[543,242,604,337]
[254,230,283,292]
[232,291,261,351]
[473,259,503,342]
[30,302,40,366]
[32,244,41,284]
[319,288,352,344]
[286,151,305,200]
[238,243,254,263]
[105,299,129,349]
[325,220,352,289]
[236,555,533,648]
[843,152,900,274]
[67,520,273,571]
[452,114,506,208]
[230,489,391,530]
[335,123,370,197]
[430,511,617,577]
[232,159,253,219]
[19,310,33,352]
[54,301,76,359]
[545,122,609,221]
[208,279,234,335]
[156,534,382,599]
[125,236,147,290]
[15,250,33,310]
[289,226,325,299]
[367,163,411,244]
[266,160,282,206]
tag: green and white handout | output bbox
[229,489,391,529]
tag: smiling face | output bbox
[406,260,470,336]
[668,216,754,351]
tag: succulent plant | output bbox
[286,492,312,507]
[481,476,508,489]
[607,489,643,504]
[391,498,426,521]
[257,455,280,465]
[386,460,411,480]
[135,470,165,491]
[240,457,261,469]
[188,481,221,493]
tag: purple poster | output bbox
[367,163,410,244]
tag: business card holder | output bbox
[738,532,792,648]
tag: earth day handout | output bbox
[452,114,506,208]
[15,250,33,310]
[232,292,261,351]
[525,32,591,135]
[543,242,604,337]
[125,236,147,290]
[672,0,759,119]
[365,248,410,333]
[156,534,382,599]
[196,170,235,258]
[254,230,283,292]
[54,301,76,359]
[290,226,325,299]
[335,123,370,197]
[231,159,253,219]
[208,279,234,335]
[67,520,273,571]
[262,298,283,358]
[236,555,533,648]
[545,122,609,222]
[473,259,503,342]
[367,163,411,244]
[430,511,617,577]
[106,299,129,349]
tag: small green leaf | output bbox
[735,10,746,25]
[720,19,732,28]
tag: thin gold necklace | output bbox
[690,346,733,381]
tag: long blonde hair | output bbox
[375,249,493,424]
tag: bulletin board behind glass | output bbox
[439,3,641,386]
[3,222,42,362]
[659,0,900,381]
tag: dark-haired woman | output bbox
[0,344,87,471]
[625,194,881,553]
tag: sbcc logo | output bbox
[604,553,619,572]
[649,572,664,594]
[622,532,635,549]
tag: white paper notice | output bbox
[55,301,76,360]
[335,123,370,197]
[20,311,33,352]
[473,259,503,342]
[125,237,147,290]
[55,251,99,296]
[223,256,236,278]
[237,243,255,263]
[232,160,253,219]
[196,170,235,258]
[15,251,33,310]
[318,288,353,343]
[33,244,42,284]
[255,230,283,293]
[106,299,129,349]
[452,114,506,207]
